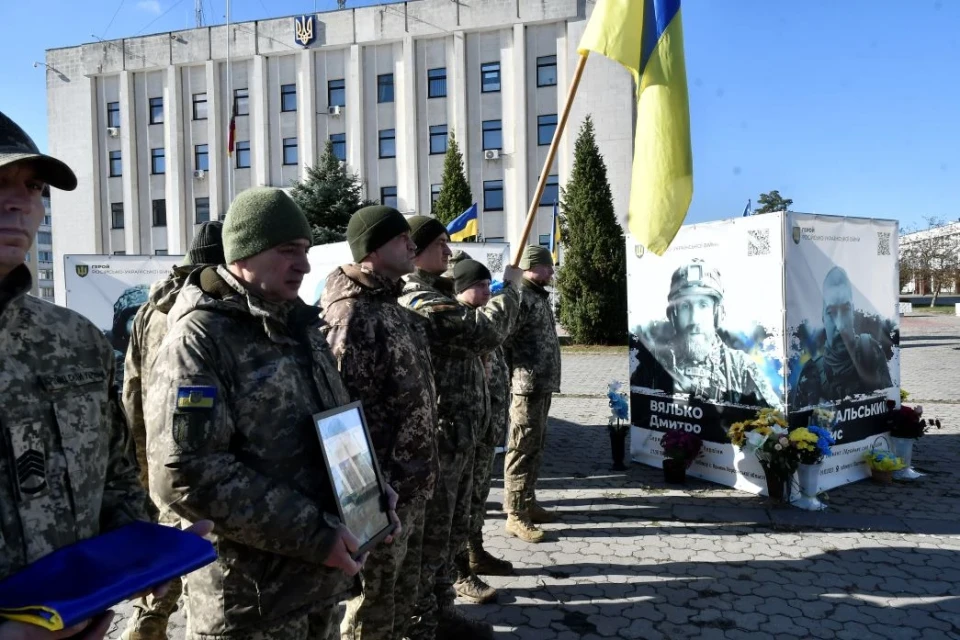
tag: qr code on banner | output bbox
[747,229,770,256]
[877,232,891,256]
[486,252,504,274]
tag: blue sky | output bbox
[1,0,957,230]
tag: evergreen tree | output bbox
[433,133,473,227]
[290,141,375,243]
[755,190,793,214]
[555,116,627,345]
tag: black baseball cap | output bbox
[0,110,77,191]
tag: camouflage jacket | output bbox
[145,266,355,633]
[790,335,892,409]
[319,264,439,504]
[0,265,149,580]
[123,266,193,486]
[504,278,561,395]
[486,346,510,447]
[399,270,519,451]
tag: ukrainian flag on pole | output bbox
[578,0,693,256]
[446,203,479,242]
[550,201,561,265]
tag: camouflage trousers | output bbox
[340,497,425,640]
[407,443,474,640]
[466,443,496,550]
[184,610,340,640]
[503,393,552,515]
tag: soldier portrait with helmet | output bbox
[631,259,782,409]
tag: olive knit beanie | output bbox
[453,259,492,294]
[518,245,554,270]
[407,215,448,255]
[223,188,312,263]
[346,205,411,262]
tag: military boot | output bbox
[436,605,494,640]
[454,572,498,604]
[469,544,514,576]
[529,501,559,524]
[505,514,545,543]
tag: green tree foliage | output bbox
[555,116,627,345]
[433,133,473,228]
[755,190,794,214]
[290,140,375,243]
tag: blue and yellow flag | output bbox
[550,201,561,265]
[447,203,479,242]
[578,0,693,256]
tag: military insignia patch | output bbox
[16,449,47,497]
[175,386,217,411]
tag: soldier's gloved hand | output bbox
[383,484,402,544]
[0,611,114,640]
[502,265,523,288]
[324,526,367,576]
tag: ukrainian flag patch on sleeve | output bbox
[175,386,217,411]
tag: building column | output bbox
[119,70,141,254]
[395,36,418,213]
[298,50,317,171]
[451,31,468,166]
[164,65,185,253]
[346,44,364,176]
[206,60,223,219]
[251,54,269,187]
[503,23,528,249]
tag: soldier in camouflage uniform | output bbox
[121,221,224,640]
[502,246,562,543]
[790,266,892,408]
[110,285,150,389]
[145,188,399,640]
[319,206,439,640]
[0,110,172,639]
[634,261,781,408]
[399,217,522,640]
[450,259,516,602]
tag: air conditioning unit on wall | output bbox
[484,149,500,160]
[107,127,119,137]
[328,105,342,116]
[193,170,206,180]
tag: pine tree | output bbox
[433,133,473,227]
[290,141,375,244]
[555,116,627,345]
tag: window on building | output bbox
[38,269,54,281]
[111,203,124,229]
[114,251,126,255]
[537,55,557,87]
[283,137,298,165]
[378,129,396,158]
[40,287,54,299]
[195,197,210,224]
[195,144,209,171]
[481,62,501,93]
[538,234,552,248]
[431,183,441,211]
[380,186,398,209]
[152,199,167,227]
[36,231,52,245]
[429,125,448,155]
[37,251,53,262]
[149,97,164,124]
[482,120,502,150]
[236,141,251,168]
[330,133,346,161]
[328,79,346,107]
[155,249,168,256]
[377,73,394,103]
[280,84,297,112]
[24,252,30,263]
[106,102,120,128]
[43,214,52,226]
[192,93,208,120]
[540,174,559,206]
[109,151,122,177]
[483,180,504,211]
[151,148,165,174]
[234,88,249,116]
[428,68,447,98]
[537,114,558,146]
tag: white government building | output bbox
[45,0,634,305]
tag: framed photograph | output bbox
[313,401,393,558]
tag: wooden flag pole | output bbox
[511,52,589,266]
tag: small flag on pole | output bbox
[578,0,693,256]
[447,203,479,242]
[550,201,561,265]
[742,199,751,217]
[227,108,236,156]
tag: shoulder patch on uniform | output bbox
[175,386,217,411]
[39,368,106,392]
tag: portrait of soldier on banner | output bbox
[630,259,783,409]
[788,265,897,409]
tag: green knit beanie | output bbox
[346,205,411,262]
[453,259,492,294]
[407,215,448,255]
[223,188,312,263]
[519,245,554,269]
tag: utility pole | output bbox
[195,0,205,27]
[337,0,347,9]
